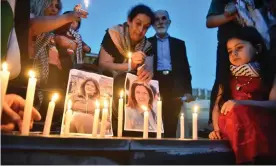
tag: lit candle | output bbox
[180,113,185,139]
[192,105,199,140]
[21,71,37,135]
[128,52,132,72]
[117,90,124,137]
[92,100,100,137]
[0,62,10,119]
[64,100,73,135]
[100,100,108,138]
[84,0,89,9]
[43,93,59,136]
[157,97,162,139]
[141,105,149,139]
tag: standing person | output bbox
[29,0,88,124]
[148,10,193,138]
[206,0,266,124]
[209,27,276,164]
[54,10,92,92]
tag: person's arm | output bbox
[82,41,91,53]
[98,47,129,71]
[212,85,223,131]
[30,12,86,37]
[206,14,237,28]
[206,0,237,28]
[55,35,77,50]
[234,76,276,109]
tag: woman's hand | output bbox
[224,2,237,18]
[131,51,146,67]
[137,64,154,83]
[209,130,221,140]
[221,100,239,115]
[67,10,88,22]
[55,35,77,50]
[48,46,62,70]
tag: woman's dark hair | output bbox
[127,81,154,110]
[127,4,155,25]
[213,27,274,113]
[80,78,100,100]
[63,11,81,30]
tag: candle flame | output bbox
[120,90,124,98]
[96,100,100,109]
[104,100,108,108]
[84,0,89,8]
[141,105,148,111]
[181,113,184,117]
[128,52,132,59]
[51,93,59,102]
[193,105,199,113]
[2,62,8,71]
[28,70,35,78]
[68,100,72,110]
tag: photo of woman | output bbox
[61,69,113,136]
[124,73,163,132]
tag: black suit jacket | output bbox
[148,36,192,97]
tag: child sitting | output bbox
[209,27,276,164]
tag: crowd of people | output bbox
[1,0,276,164]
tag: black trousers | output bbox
[155,71,182,138]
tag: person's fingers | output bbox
[1,123,15,132]
[144,72,153,83]
[30,120,34,130]
[138,70,147,81]
[2,103,21,122]
[138,51,146,58]
[209,132,216,140]
[32,107,41,121]
[18,110,24,119]
[215,131,221,139]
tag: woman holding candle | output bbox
[125,80,157,132]
[29,0,88,114]
[209,27,276,164]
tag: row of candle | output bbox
[0,62,199,139]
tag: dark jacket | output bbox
[148,36,192,97]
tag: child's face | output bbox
[227,38,256,66]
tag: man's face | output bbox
[153,11,171,35]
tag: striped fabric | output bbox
[68,28,83,64]
[230,62,260,77]
[235,0,270,48]
[108,22,152,60]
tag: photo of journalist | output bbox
[124,78,159,132]
[62,69,113,135]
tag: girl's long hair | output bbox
[216,27,275,110]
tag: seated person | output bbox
[209,27,276,164]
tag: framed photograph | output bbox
[60,69,113,136]
[124,73,164,133]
